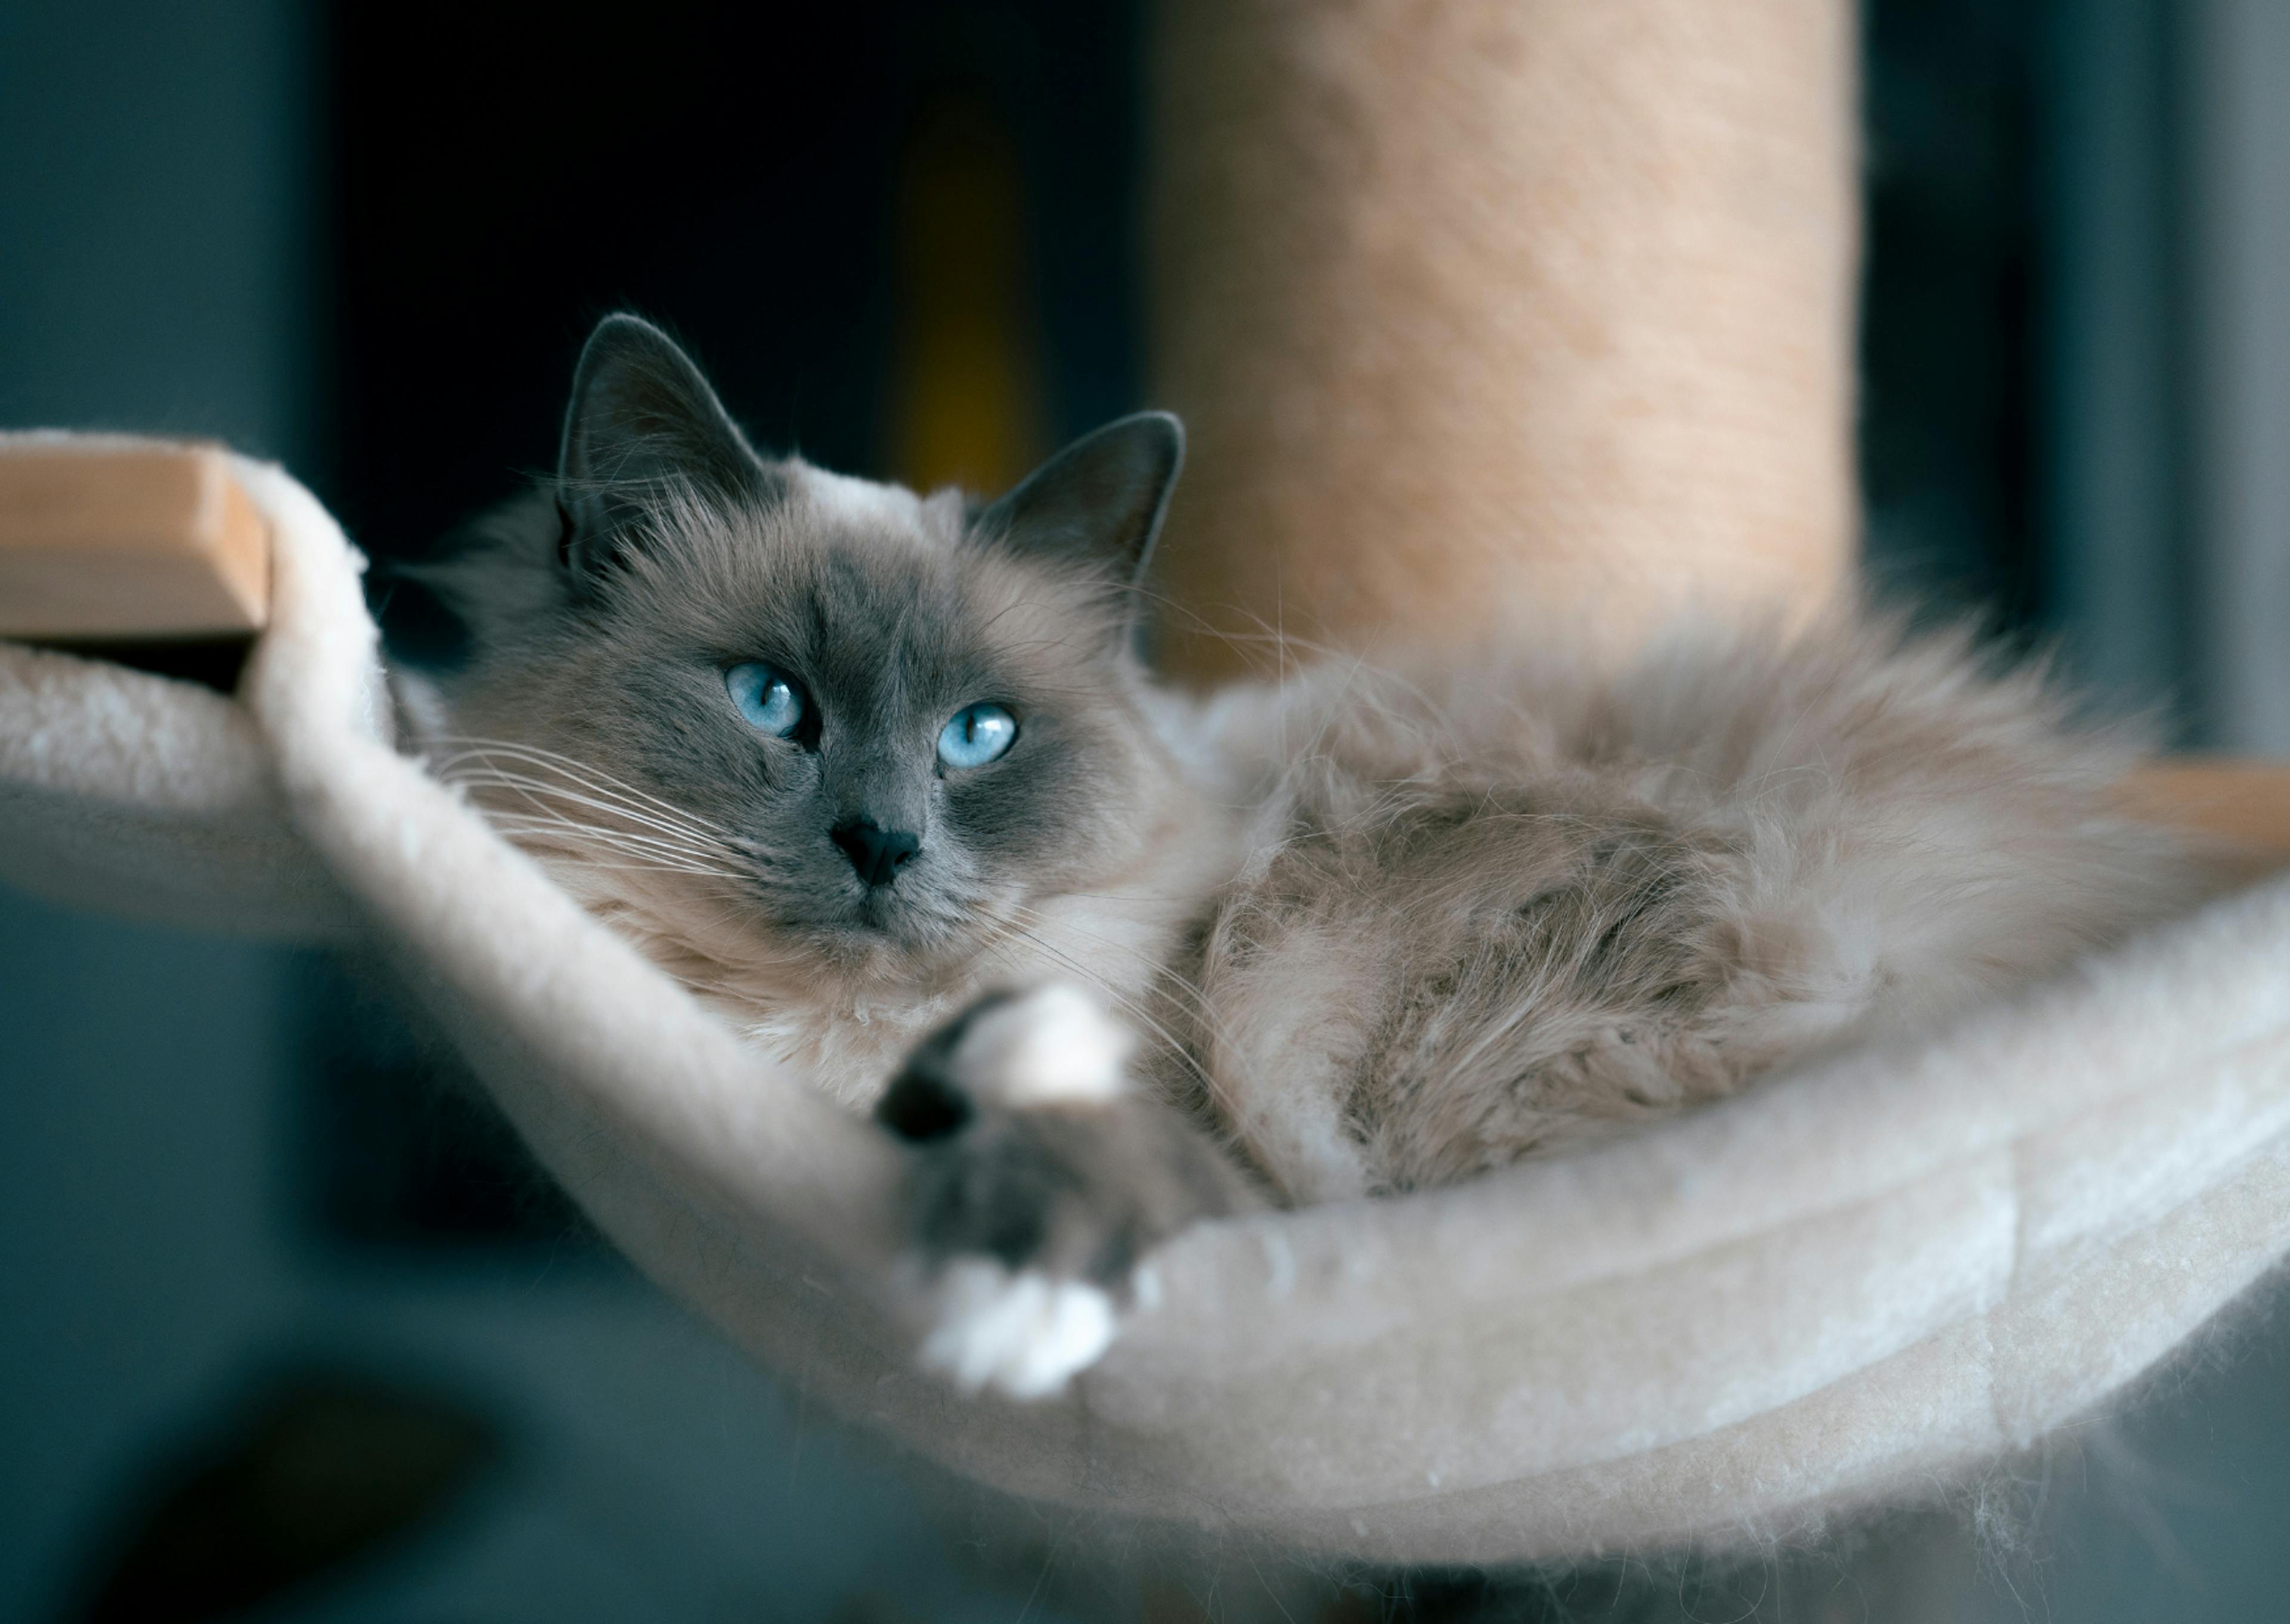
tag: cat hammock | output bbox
[11,0,2290,1566]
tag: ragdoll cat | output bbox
[398,313,2209,1399]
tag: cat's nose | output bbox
[831,818,922,888]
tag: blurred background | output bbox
[5,1,2290,1619]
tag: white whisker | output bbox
[425,734,738,835]
[442,768,739,863]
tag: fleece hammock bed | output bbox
[10,0,2290,1567]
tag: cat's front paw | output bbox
[875,984,1249,1400]
[904,1256,1123,1401]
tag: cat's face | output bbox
[414,315,1183,977]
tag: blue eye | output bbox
[726,662,806,736]
[937,702,1017,768]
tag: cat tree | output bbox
[9,0,2290,1564]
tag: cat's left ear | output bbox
[974,413,1184,594]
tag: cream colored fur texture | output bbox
[400,321,2220,1403]
[432,590,2214,1211]
[1161,623,2215,1204]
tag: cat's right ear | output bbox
[556,314,773,585]
[973,413,1184,595]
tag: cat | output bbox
[394,312,2214,1399]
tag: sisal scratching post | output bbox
[1147,0,1859,683]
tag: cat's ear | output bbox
[974,413,1184,592]
[556,313,772,583]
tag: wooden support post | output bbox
[0,440,268,640]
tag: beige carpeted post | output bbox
[1147,0,1859,683]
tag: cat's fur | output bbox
[397,315,2213,1396]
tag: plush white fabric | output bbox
[4,445,2288,1563]
[0,653,354,940]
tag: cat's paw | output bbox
[875,984,1245,1400]
[905,1257,1122,1400]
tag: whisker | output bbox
[427,742,712,827]
[438,766,741,861]
[434,757,734,847]
[482,812,754,881]
[435,779,732,866]
[424,734,739,834]
[515,848,751,882]
[465,783,742,861]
